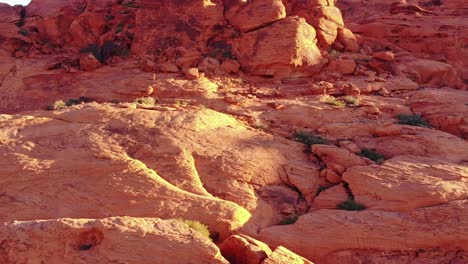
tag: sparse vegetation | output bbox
[116,23,124,33]
[324,97,346,108]
[317,185,330,195]
[46,97,93,111]
[250,119,268,131]
[396,114,430,127]
[357,148,385,163]
[18,29,29,37]
[66,97,93,106]
[337,199,366,211]
[294,131,328,146]
[340,96,360,107]
[294,131,328,153]
[328,49,341,59]
[178,219,211,239]
[46,100,66,111]
[279,214,299,225]
[134,97,156,106]
[80,41,131,63]
[175,100,189,108]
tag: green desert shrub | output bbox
[324,97,346,108]
[294,131,328,147]
[18,28,29,36]
[357,148,385,163]
[47,97,92,110]
[279,214,299,225]
[340,96,360,107]
[46,100,66,111]
[65,97,93,106]
[115,23,124,33]
[134,96,156,106]
[396,114,430,127]
[337,199,366,211]
[178,219,211,239]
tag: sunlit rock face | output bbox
[0,0,467,263]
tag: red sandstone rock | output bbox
[373,51,395,61]
[327,59,356,74]
[131,1,223,57]
[69,12,107,49]
[312,145,371,170]
[336,27,359,52]
[79,52,102,71]
[219,234,313,264]
[221,59,241,74]
[220,235,272,264]
[0,217,228,264]
[285,0,345,47]
[234,16,325,77]
[0,1,467,262]
[409,88,468,138]
[399,58,464,88]
[312,184,348,210]
[344,155,468,211]
[259,200,468,263]
[341,0,468,81]
[226,0,286,32]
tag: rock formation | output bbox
[0,0,467,263]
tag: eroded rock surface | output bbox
[0,217,228,264]
[0,0,467,263]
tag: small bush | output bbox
[324,97,346,108]
[279,214,299,225]
[47,97,92,110]
[66,96,93,106]
[317,185,330,195]
[18,29,29,37]
[115,23,124,33]
[337,199,366,211]
[357,148,384,163]
[134,97,156,106]
[396,114,430,127]
[178,219,211,239]
[175,100,189,108]
[341,96,360,107]
[80,41,130,63]
[294,131,328,146]
[47,100,66,111]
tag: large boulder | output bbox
[69,12,107,49]
[259,200,468,262]
[226,0,286,32]
[284,0,351,48]
[234,16,325,77]
[409,88,468,138]
[0,217,228,264]
[398,58,464,89]
[343,156,468,211]
[219,234,313,264]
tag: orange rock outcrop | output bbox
[0,0,467,263]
